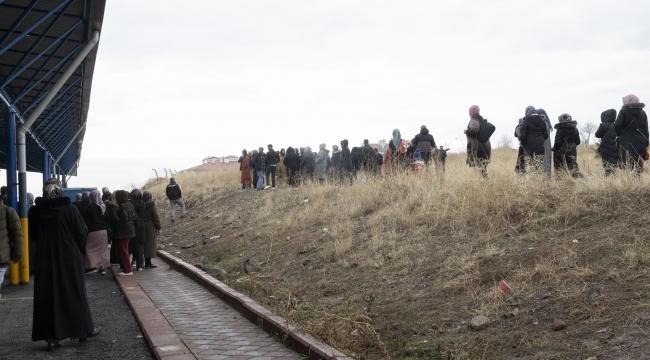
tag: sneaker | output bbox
[86,269,97,275]
[180,215,185,219]
[171,219,175,223]
[118,272,133,276]
[271,187,276,190]
[98,270,106,275]
[264,185,271,190]
[137,268,143,271]
[145,264,158,269]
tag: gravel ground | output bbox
[0,269,153,360]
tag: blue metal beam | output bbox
[0,0,39,49]
[40,109,79,149]
[34,88,80,133]
[38,104,80,139]
[24,77,79,117]
[48,121,77,153]
[5,107,17,210]
[2,20,82,87]
[12,43,82,104]
[42,151,49,184]
[0,0,71,57]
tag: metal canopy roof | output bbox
[0,0,105,176]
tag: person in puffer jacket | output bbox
[518,106,549,174]
[614,94,649,176]
[552,113,582,178]
[411,126,436,164]
[595,109,619,176]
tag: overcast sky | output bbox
[8,0,650,194]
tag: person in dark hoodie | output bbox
[265,144,280,190]
[536,108,554,178]
[552,113,582,178]
[129,189,146,271]
[340,140,352,181]
[300,146,315,180]
[358,139,377,174]
[330,145,341,179]
[283,147,301,187]
[411,125,436,164]
[518,106,549,174]
[350,146,359,175]
[614,94,649,176]
[595,109,619,176]
[465,105,491,178]
[29,178,100,351]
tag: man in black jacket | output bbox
[412,126,436,164]
[265,144,280,190]
[165,177,185,223]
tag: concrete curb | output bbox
[157,250,353,360]
[111,266,195,360]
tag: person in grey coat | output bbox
[314,143,330,183]
[536,108,553,178]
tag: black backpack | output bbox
[478,118,496,143]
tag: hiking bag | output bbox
[478,119,496,143]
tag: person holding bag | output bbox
[465,105,492,178]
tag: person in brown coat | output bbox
[240,149,252,189]
[0,201,23,298]
[142,190,161,269]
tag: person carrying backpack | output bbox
[464,105,492,177]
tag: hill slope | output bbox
[144,148,650,359]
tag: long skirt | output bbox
[85,230,110,269]
[524,154,544,174]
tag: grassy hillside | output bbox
[144,147,650,359]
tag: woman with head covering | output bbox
[240,149,252,190]
[339,140,352,181]
[28,178,100,351]
[514,118,526,174]
[283,147,301,187]
[142,190,161,269]
[536,108,553,177]
[129,189,146,271]
[595,109,619,176]
[314,143,330,183]
[75,192,91,217]
[83,190,110,275]
[552,113,583,178]
[330,145,341,179]
[300,146,316,181]
[464,105,492,178]
[278,148,286,179]
[412,148,425,175]
[113,190,135,276]
[614,94,648,176]
[387,129,406,172]
[104,190,120,265]
[518,106,549,175]
[101,187,111,202]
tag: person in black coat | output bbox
[357,140,377,174]
[595,109,619,176]
[518,106,549,174]
[614,94,648,175]
[114,190,135,275]
[300,146,315,180]
[552,113,582,178]
[351,145,360,174]
[340,140,352,181]
[283,147,301,187]
[29,178,100,351]
[129,189,146,271]
[411,126,436,164]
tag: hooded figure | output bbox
[331,145,341,174]
[552,114,582,178]
[340,140,352,175]
[411,126,436,163]
[465,105,492,177]
[314,144,330,181]
[300,146,316,179]
[614,94,648,174]
[114,190,136,275]
[283,147,301,187]
[595,109,619,175]
[518,106,549,174]
[536,108,553,177]
[29,178,100,349]
[129,189,146,270]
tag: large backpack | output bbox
[478,118,496,143]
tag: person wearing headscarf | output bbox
[113,190,135,275]
[412,148,425,175]
[101,187,111,202]
[142,190,161,269]
[278,148,286,180]
[29,178,100,351]
[251,150,261,189]
[595,109,619,176]
[104,190,120,265]
[388,129,407,172]
[330,145,341,179]
[283,147,301,187]
[518,106,549,175]
[514,117,526,174]
[240,149,252,190]
[76,192,91,217]
[536,108,553,177]
[464,105,492,178]
[340,140,352,181]
[129,189,146,271]
[552,113,583,178]
[83,190,110,275]
[300,146,316,181]
[614,94,649,176]
[314,143,330,183]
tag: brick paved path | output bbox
[133,268,302,360]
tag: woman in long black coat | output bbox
[595,109,619,176]
[129,189,146,271]
[518,106,549,174]
[283,147,301,187]
[614,94,648,175]
[29,178,100,351]
[552,113,582,178]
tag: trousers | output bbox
[169,198,185,220]
[115,238,132,273]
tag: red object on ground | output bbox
[499,280,511,293]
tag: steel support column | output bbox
[5,108,19,285]
[43,151,50,184]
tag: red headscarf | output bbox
[623,94,639,105]
[469,105,480,118]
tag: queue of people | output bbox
[237,95,647,186]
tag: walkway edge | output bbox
[111,266,195,360]
[157,250,353,360]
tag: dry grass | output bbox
[144,147,650,359]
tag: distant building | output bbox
[185,155,240,172]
